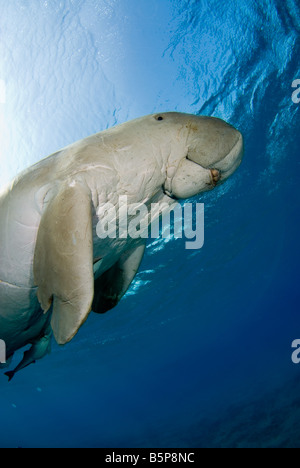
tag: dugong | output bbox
[0,112,243,378]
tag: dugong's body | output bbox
[0,112,243,376]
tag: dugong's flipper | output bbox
[5,325,52,381]
[93,243,146,314]
[34,181,94,345]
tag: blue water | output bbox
[0,0,299,448]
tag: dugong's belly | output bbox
[0,199,40,288]
[0,181,48,353]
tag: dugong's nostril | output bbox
[210,169,221,186]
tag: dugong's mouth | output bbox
[210,169,221,187]
[167,129,244,200]
[188,130,244,187]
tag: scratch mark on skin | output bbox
[0,279,23,289]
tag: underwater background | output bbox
[0,0,299,448]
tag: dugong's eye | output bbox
[155,115,164,121]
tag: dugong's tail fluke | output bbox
[4,371,15,382]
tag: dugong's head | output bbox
[149,112,244,199]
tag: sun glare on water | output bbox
[0,79,5,104]
[0,78,11,187]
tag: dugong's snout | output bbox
[187,116,244,184]
[210,126,244,185]
[171,115,244,199]
[207,131,244,188]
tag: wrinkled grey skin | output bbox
[0,112,243,378]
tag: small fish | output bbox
[5,333,51,382]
